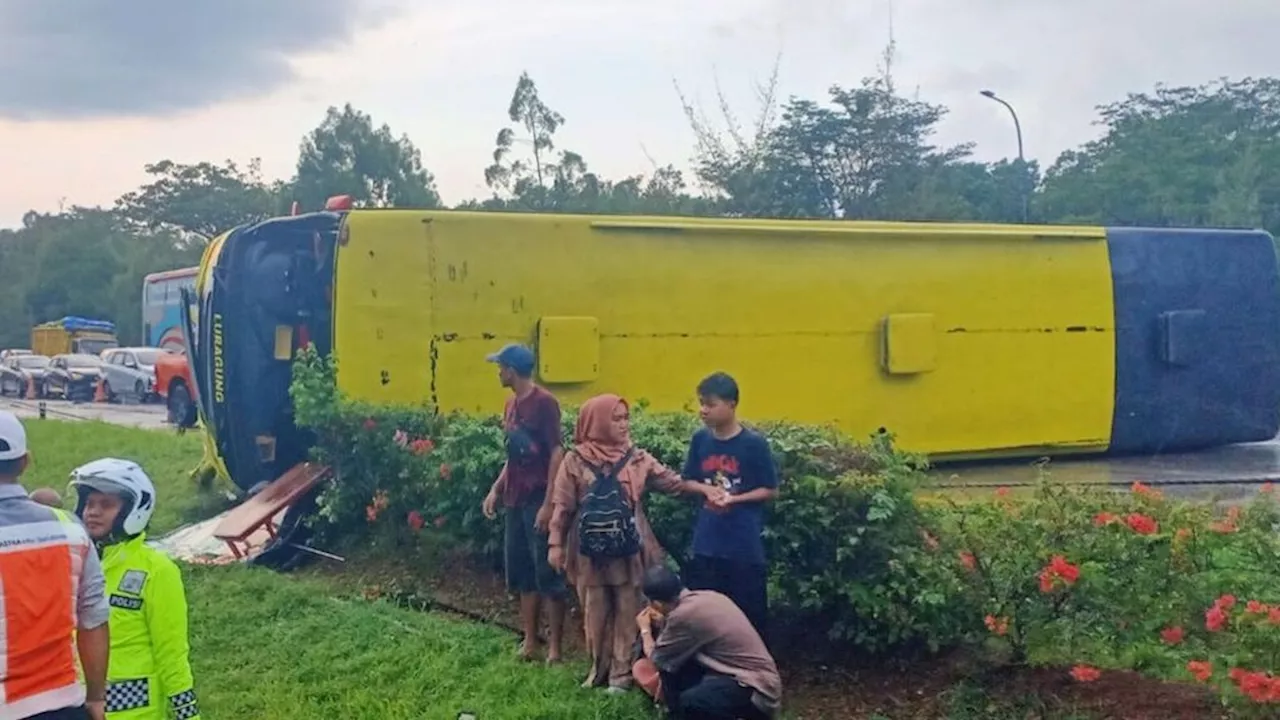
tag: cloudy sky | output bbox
[1,0,1276,228]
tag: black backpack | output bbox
[575,448,641,560]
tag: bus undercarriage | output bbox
[185,212,342,496]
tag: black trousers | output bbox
[685,555,769,639]
[25,707,89,720]
[661,663,769,720]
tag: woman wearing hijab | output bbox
[548,394,725,693]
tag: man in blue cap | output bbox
[481,343,568,663]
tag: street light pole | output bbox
[980,89,1028,223]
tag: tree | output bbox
[684,45,993,221]
[0,209,199,346]
[294,104,441,211]
[483,72,575,208]
[116,159,286,242]
[1038,78,1280,233]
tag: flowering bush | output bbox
[290,348,1280,705]
[941,476,1280,710]
[289,349,966,654]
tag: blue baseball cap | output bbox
[486,343,536,375]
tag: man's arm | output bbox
[535,397,565,529]
[78,626,109,720]
[541,447,565,507]
[490,463,509,495]
[147,558,201,719]
[75,541,111,712]
[725,435,780,507]
[646,613,704,673]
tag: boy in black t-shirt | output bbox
[681,372,779,637]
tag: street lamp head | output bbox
[980,89,997,99]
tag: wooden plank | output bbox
[213,462,330,542]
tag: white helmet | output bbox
[69,458,156,537]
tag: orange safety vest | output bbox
[0,499,98,720]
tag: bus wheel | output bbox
[168,383,197,428]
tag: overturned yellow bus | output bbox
[181,209,1280,493]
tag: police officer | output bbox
[69,458,201,720]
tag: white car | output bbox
[100,347,169,402]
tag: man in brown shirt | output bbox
[636,566,782,719]
[481,343,568,663]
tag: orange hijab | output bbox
[574,394,632,467]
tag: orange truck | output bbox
[154,352,198,428]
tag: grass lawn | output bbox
[14,419,658,719]
[187,564,655,719]
[17,419,222,533]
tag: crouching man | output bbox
[634,566,781,720]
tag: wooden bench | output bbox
[213,462,332,560]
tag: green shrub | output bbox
[289,348,967,654]
[290,348,1280,708]
[943,478,1280,710]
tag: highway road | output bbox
[931,438,1279,501]
[0,396,172,430]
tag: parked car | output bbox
[43,354,104,402]
[154,351,198,427]
[100,347,167,403]
[0,349,32,362]
[0,354,51,397]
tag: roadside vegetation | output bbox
[19,419,219,533]
[292,348,1280,716]
[16,402,1279,717]
[185,565,653,720]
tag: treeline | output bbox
[3,59,1280,349]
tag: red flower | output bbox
[1215,594,1237,611]
[1124,513,1159,535]
[366,505,379,523]
[1269,607,1280,626]
[407,510,425,532]
[1210,506,1241,534]
[1247,600,1270,615]
[958,551,977,572]
[434,515,446,528]
[1187,660,1213,683]
[410,438,435,456]
[1232,670,1278,704]
[1160,626,1184,645]
[984,615,1009,636]
[1205,605,1228,632]
[1070,665,1101,683]
[363,417,377,430]
[1131,481,1163,500]
[1039,555,1080,593]
[1093,512,1118,527]
[439,463,452,479]
[1175,527,1192,541]
[995,486,1010,498]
